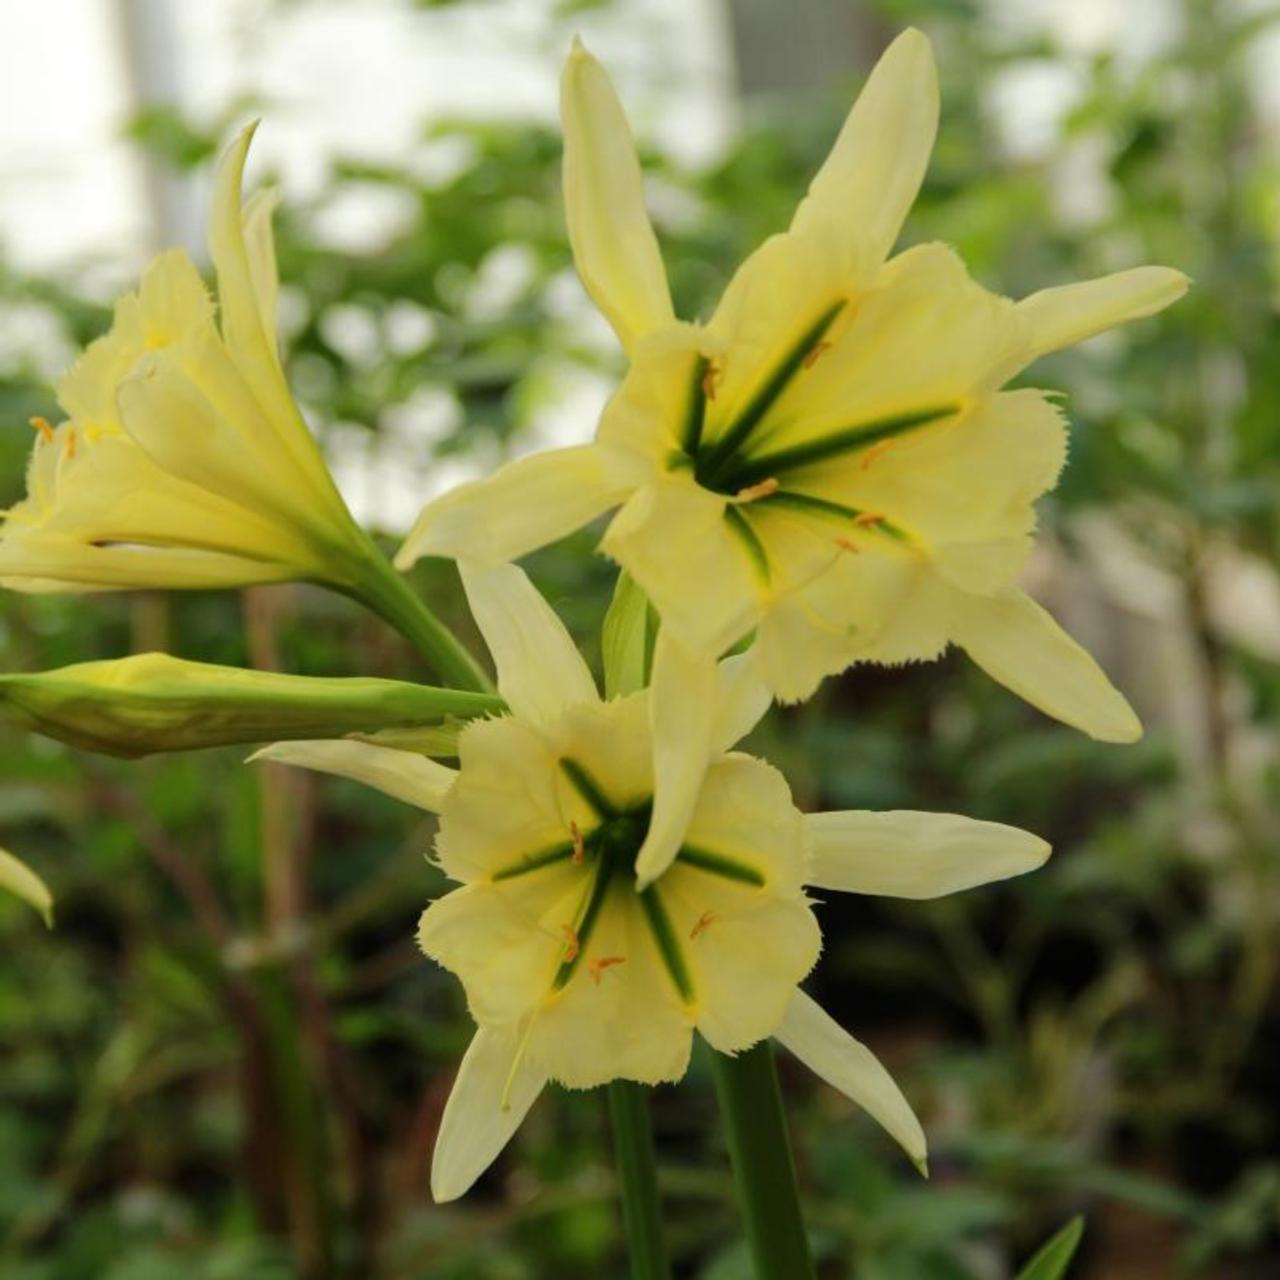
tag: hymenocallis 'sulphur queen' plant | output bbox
[1,26,1185,1280]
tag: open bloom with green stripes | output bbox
[398,28,1188,741]
[0,125,374,596]
[258,562,1053,1202]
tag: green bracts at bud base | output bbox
[0,652,503,758]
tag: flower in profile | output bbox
[398,30,1189,742]
[259,561,1052,1201]
[0,125,373,596]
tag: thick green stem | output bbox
[345,550,492,693]
[606,1082,671,1280]
[710,1042,815,1280]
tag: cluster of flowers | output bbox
[0,31,1184,1201]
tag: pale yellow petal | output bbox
[711,654,772,753]
[116,335,335,552]
[419,877,574,1025]
[209,125,343,499]
[459,561,599,726]
[525,893,693,1087]
[250,739,457,811]
[397,445,641,570]
[790,28,938,266]
[561,39,674,351]
[952,590,1142,743]
[634,634,718,888]
[0,847,53,927]
[774,990,927,1172]
[242,188,283,355]
[1016,266,1190,364]
[805,810,1049,898]
[430,1026,547,1203]
[602,479,762,659]
[209,124,278,395]
[437,715,567,883]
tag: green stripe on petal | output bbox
[638,884,696,1004]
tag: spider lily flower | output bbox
[398,30,1188,742]
[258,561,1052,1201]
[0,126,377,599]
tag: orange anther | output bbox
[560,925,580,964]
[860,439,896,470]
[29,416,54,444]
[589,955,627,984]
[802,340,831,370]
[834,536,860,554]
[853,511,885,528]
[569,820,585,865]
[63,430,78,461]
[735,477,779,504]
[701,361,720,402]
[690,910,717,940]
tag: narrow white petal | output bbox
[396,445,640,570]
[711,653,772,753]
[775,990,927,1172]
[790,28,938,265]
[1016,266,1189,363]
[634,633,717,888]
[430,1026,547,1203]
[460,561,599,726]
[561,39,674,351]
[953,590,1142,743]
[250,739,457,812]
[805,810,1049,898]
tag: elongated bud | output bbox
[0,653,502,758]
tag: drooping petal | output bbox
[396,445,641,570]
[790,28,939,267]
[561,39,674,351]
[711,653,772,753]
[774,990,927,1172]
[634,634,718,887]
[602,479,762,660]
[250,739,457,811]
[430,1026,547,1203]
[0,847,53,927]
[1015,266,1190,365]
[952,590,1142,743]
[459,561,599,726]
[805,810,1049,898]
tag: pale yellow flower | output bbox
[398,30,1188,743]
[0,125,371,595]
[260,561,1052,1201]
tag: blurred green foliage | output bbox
[0,0,1278,1277]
